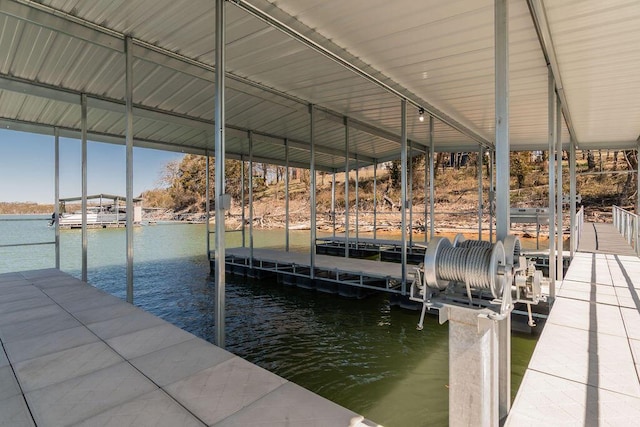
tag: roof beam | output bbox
[315,108,427,154]
[0,74,213,130]
[7,0,430,156]
[3,0,123,51]
[230,0,492,149]
[527,0,577,145]
[225,126,375,164]
[132,45,431,157]
[0,74,371,165]
[0,117,334,172]
[0,74,79,104]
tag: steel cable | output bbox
[437,245,494,290]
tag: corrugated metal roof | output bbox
[545,0,640,147]
[0,0,638,174]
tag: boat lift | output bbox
[409,234,544,426]
[56,194,143,229]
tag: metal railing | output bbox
[612,205,639,255]
[573,206,584,254]
[0,217,56,248]
[0,216,59,270]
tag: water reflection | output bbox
[0,219,537,426]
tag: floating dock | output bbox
[0,268,376,426]
[315,236,426,264]
[507,223,640,425]
[219,247,411,297]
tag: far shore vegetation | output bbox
[2,150,637,230]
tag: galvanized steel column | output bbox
[331,171,336,237]
[285,140,290,251]
[478,145,484,239]
[241,155,245,248]
[425,151,428,242]
[429,116,435,239]
[214,0,226,348]
[637,143,640,255]
[495,0,509,242]
[125,36,134,303]
[409,141,413,247]
[344,118,350,258]
[206,153,211,255]
[54,128,60,269]
[490,150,495,243]
[548,68,557,295]
[495,0,510,420]
[401,99,408,293]
[310,105,316,279]
[556,96,563,279]
[637,141,640,218]
[355,156,359,243]
[81,93,87,283]
[249,132,254,264]
[373,160,377,240]
[570,141,576,257]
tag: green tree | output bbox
[161,154,244,212]
[510,152,531,189]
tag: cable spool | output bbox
[503,235,521,269]
[454,234,521,269]
[453,233,493,249]
[424,237,507,299]
[424,237,452,291]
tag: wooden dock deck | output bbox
[507,223,640,425]
[0,268,376,426]
[578,221,638,256]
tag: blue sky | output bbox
[0,129,185,204]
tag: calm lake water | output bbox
[0,215,537,427]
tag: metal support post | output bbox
[331,171,336,237]
[310,104,316,279]
[425,151,429,242]
[495,0,511,419]
[285,140,290,252]
[400,99,408,294]
[637,142,640,217]
[81,93,88,283]
[125,36,134,304]
[54,128,60,269]
[495,0,509,243]
[570,141,576,257]
[409,141,414,247]
[241,156,245,247]
[214,0,226,348]
[373,160,378,240]
[344,118,350,258]
[556,96,563,280]
[489,150,495,243]
[548,68,557,295]
[478,145,484,240]
[206,153,211,254]
[249,132,254,265]
[355,157,359,243]
[429,116,435,239]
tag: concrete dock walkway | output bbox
[507,223,640,425]
[0,268,376,426]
